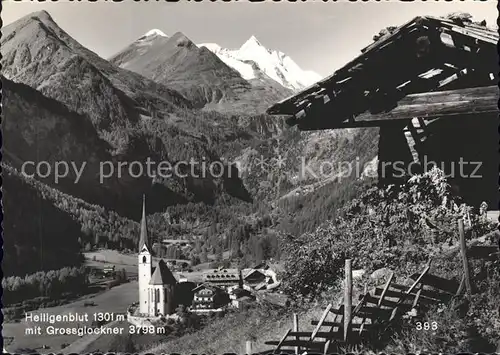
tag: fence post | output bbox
[458,219,472,296]
[344,259,352,342]
[246,340,253,355]
[293,313,299,355]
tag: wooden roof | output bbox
[267,16,498,130]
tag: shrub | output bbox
[280,168,496,301]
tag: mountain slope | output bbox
[110,31,291,113]
[2,169,84,277]
[1,75,190,216]
[200,36,322,92]
[0,11,192,150]
[1,11,258,217]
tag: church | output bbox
[138,196,177,317]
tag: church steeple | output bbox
[138,194,150,252]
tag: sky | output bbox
[3,0,498,77]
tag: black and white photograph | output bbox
[1,0,499,353]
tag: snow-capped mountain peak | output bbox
[240,35,263,50]
[198,42,222,53]
[142,29,168,38]
[199,37,321,92]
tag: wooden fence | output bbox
[263,219,499,354]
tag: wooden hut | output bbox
[267,16,498,207]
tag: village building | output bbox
[228,287,255,309]
[162,239,193,247]
[138,196,177,317]
[266,15,498,210]
[242,267,281,291]
[203,269,242,290]
[191,283,229,312]
[243,269,268,286]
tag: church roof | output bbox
[149,259,177,286]
[138,195,151,251]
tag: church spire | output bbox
[139,194,150,251]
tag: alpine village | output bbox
[1,7,499,355]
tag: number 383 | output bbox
[416,321,438,330]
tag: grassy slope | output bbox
[146,237,499,354]
[145,169,499,354]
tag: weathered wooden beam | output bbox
[295,85,498,130]
[356,85,498,121]
[274,329,292,354]
[408,273,459,294]
[289,330,367,339]
[323,304,343,355]
[468,245,499,259]
[458,219,472,296]
[311,304,333,342]
[411,285,423,309]
[293,313,299,355]
[455,274,466,296]
[375,284,451,303]
[378,273,395,307]
[265,340,327,349]
[310,320,371,329]
[365,294,405,309]
[407,264,431,296]
[344,259,352,342]
[382,284,451,302]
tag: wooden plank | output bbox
[310,304,332,342]
[354,86,498,121]
[411,285,423,309]
[458,219,472,296]
[409,273,459,294]
[378,272,394,307]
[455,274,465,296]
[358,306,394,317]
[323,304,343,355]
[309,322,372,330]
[274,329,292,354]
[265,340,327,349]
[344,259,352,342]
[352,292,370,315]
[295,86,498,130]
[311,320,345,327]
[468,245,499,259]
[325,308,346,316]
[364,294,406,308]
[313,309,388,321]
[293,313,299,355]
[407,264,431,296]
[352,292,370,336]
[289,330,366,339]
[385,284,451,301]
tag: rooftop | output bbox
[267,16,498,130]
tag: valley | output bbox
[2,5,497,354]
